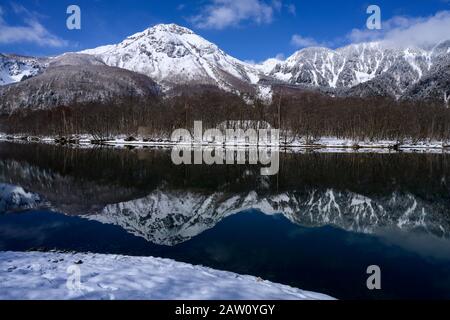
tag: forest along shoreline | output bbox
[1,134,449,152]
[1,90,450,152]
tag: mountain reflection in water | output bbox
[0,142,449,244]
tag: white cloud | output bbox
[287,4,296,16]
[250,53,285,65]
[288,11,450,51]
[191,0,281,29]
[0,4,68,47]
[290,34,321,48]
[347,11,450,48]
[272,53,285,60]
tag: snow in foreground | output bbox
[0,252,334,300]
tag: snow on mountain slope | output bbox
[76,30,449,102]
[264,42,444,92]
[78,29,449,101]
[404,61,450,104]
[82,24,263,95]
[0,54,47,85]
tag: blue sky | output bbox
[0,0,449,61]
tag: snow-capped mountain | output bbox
[82,24,265,96]
[1,23,449,106]
[264,41,450,100]
[78,24,450,102]
[0,54,48,86]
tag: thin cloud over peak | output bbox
[190,0,284,30]
[290,34,323,48]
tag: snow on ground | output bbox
[0,251,334,300]
[1,134,449,152]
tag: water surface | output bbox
[0,142,449,299]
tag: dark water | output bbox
[0,142,449,299]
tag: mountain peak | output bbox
[151,23,194,35]
[125,23,195,41]
[80,23,262,94]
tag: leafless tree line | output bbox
[1,89,450,142]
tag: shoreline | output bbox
[0,251,335,300]
[1,135,449,153]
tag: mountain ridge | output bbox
[1,23,449,106]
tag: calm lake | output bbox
[0,141,449,299]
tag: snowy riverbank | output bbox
[0,251,334,300]
[1,134,450,151]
